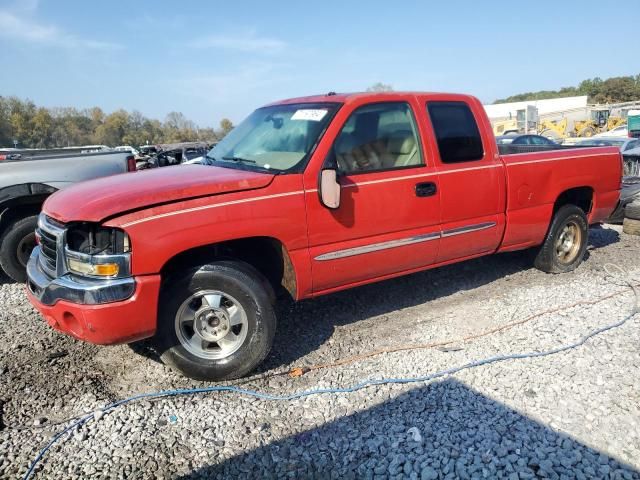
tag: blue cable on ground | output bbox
[22,270,639,480]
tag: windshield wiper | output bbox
[203,153,217,165]
[222,156,256,164]
[212,155,278,174]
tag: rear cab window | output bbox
[427,101,484,163]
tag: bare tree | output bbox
[366,82,394,92]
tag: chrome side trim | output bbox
[314,221,497,261]
[315,232,440,261]
[441,221,497,238]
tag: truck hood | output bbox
[44,165,274,223]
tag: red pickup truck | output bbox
[26,92,621,380]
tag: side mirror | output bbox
[320,169,341,209]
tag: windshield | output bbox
[206,103,338,173]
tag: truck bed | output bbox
[498,145,621,251]
[0,151,133,191]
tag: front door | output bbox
[305,100,441,294]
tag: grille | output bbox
[37,216,64,276]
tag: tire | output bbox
[623,218,640,236]
[580,127,596,137]
[152,261,276,381]
[624,200,640,221]
[533,205,588,273]
[0,215,38,282]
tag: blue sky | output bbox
[0,0,636,127]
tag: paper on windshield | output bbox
[291,109,328,121]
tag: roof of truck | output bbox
[266,91,472,106]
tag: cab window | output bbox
[331,102,423,174]
[427,101,484,163]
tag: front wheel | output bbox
[0,215,38,282]
[152,261,276,381]
[534,205,588,273]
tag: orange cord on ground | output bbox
[288,285,634,378]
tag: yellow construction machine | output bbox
[492,106,538,136]
[574,108,624,137]
[492,118,519,136]
[538,118,568,141]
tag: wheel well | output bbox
[161,237,297,300]
[553,187,593,214]
[0,199,47,237]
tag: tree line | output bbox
[0,96,234,149]
[494,74,640,104]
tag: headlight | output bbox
[64,223,131,278]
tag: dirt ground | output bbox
[1,224,639,479]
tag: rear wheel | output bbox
[0,215,38,282]
[534,205,588,273]
[152,261,276,381]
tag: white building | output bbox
[484,96,589,120]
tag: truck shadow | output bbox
[588,224,620,249]
[175,379,638,479]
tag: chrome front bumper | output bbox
[27,246,136,306]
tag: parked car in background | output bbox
[593,125,628,138]
[136,142,210,169]
[115,145,140,156]
[69,145,111,153]
[26,91,621,381]
[622,145,640,177]
[0,150,136,281]
[576,137,640,153]
[495,134,557,145]
[138,145,159,157]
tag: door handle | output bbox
[415,182,437,197]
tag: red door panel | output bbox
[305,169,441,293]
[436,163,506,261]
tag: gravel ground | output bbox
[1,224,639,479]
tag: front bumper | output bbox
[605,177,640,224]
[26,246,161,344]
[27,247,136,305]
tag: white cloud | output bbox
[0,9,122,50]
[181,63,282,95]
[189,32,286,54]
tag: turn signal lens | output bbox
[93,264,120,276]
[68,258,119,277]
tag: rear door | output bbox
[304,99,441,293]
[424,99,506,263]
